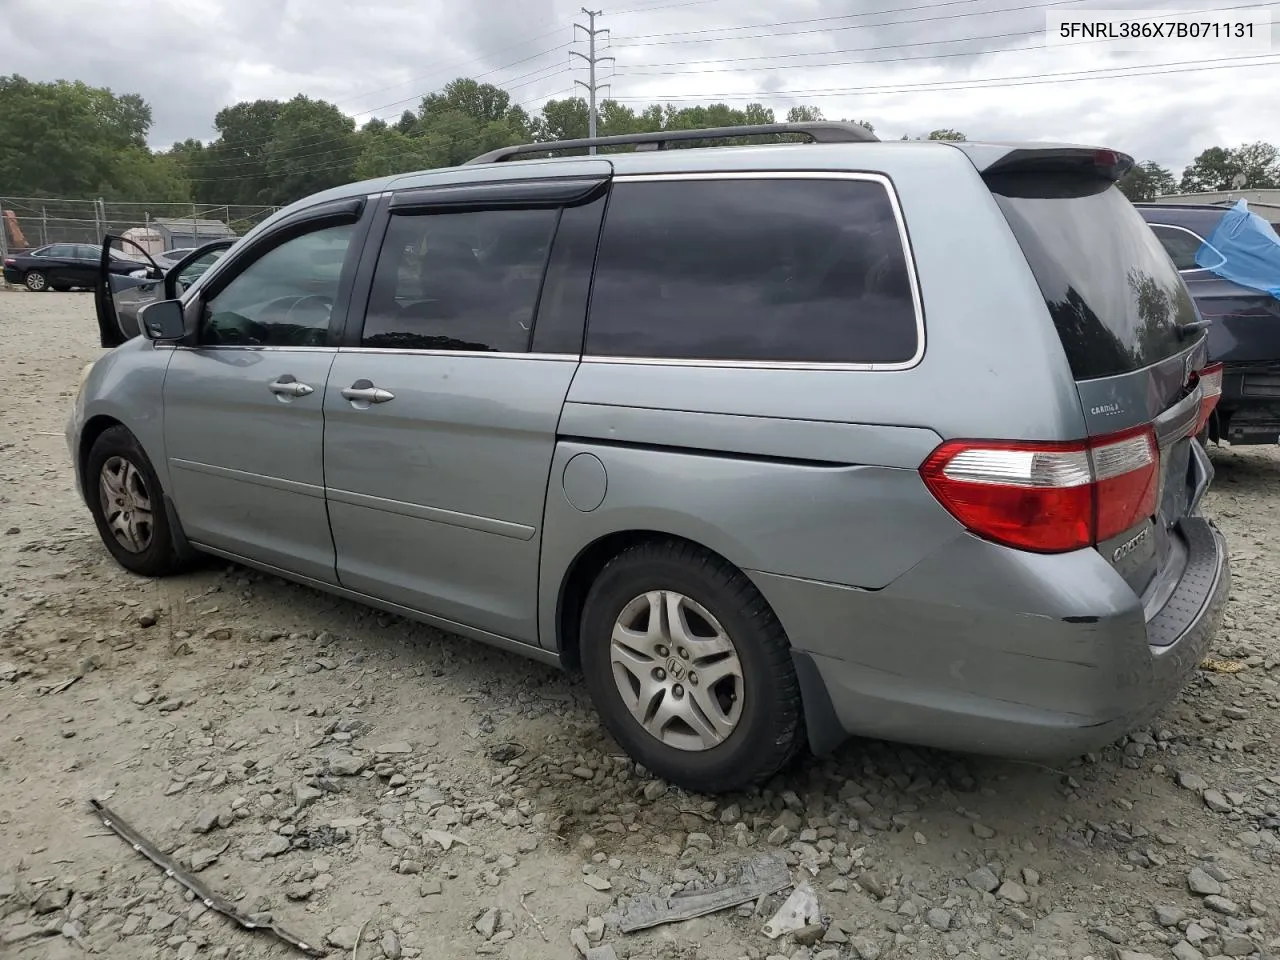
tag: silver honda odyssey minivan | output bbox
[70,122,1229,793]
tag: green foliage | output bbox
[6,70,1276,217]
[262,95,359,203]
[1119,160,1177,202]
[1180,142,1280,192]
[0,74,171,201]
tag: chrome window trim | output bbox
[169,344,336,353]
[338,347,580,361]
[1148,222,1225,274]
[165,345,580,361]
[582,170,926,372]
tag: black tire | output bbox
[579,540,804,794]
[24,270,48,292]
[85,425,184,577]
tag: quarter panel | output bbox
[538,437,965,651]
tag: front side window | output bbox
[584,177,920,364]
[360,208,559,353]
[200,223,354,347]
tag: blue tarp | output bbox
[1196,198,1280,300]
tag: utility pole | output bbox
[572,8,613,154]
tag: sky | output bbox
[1,0,1277,185]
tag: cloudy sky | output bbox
[1,0,1276,180]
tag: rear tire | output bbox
[85,426,184,577]
[24,270,48,292]
[579,540,805,794]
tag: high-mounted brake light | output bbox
[1190,361,1224,434]
[920,426,1159,553]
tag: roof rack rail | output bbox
[463,121,879,165]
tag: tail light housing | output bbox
[920,426,1159,553]
[1190,361,1224,434]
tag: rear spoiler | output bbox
[949,142,1135,182]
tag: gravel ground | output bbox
[2,288,1279,960]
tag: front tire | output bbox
[85,426,183,577]
[579,540,804,794]
[24,270,48,292]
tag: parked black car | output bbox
[1137,203,1280,445]
[3,242,154,292]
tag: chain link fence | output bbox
[1,197,279,260]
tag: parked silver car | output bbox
[69,123,1230,793]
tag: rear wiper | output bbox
[1178,318,1213,337]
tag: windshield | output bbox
[988,172,1199,381]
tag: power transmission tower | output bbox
[572,8,614,154]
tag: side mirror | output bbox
[138,299,188,341]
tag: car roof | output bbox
[242,136,1126,248]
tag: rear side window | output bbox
[1149,224,1205,271]
[361,209,558,353]
[584,177,920,364]
[989,174,1199,381]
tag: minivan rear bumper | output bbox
[751,515,1230,761]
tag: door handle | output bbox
[268,376,314,398]
[341,382,395,404]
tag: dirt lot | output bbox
[1,288,1278,960]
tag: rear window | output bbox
[584,177,920,365]
[989,173,1199,381]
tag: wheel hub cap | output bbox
[98,456,154,554]
[609,590,745,752]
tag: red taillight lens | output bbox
[1191,361,1224,434]
[2,258,14,266]
[920,426,1159,553]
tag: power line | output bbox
[609,0,1269,46]
[612,11,1271,76]
[606,54,1280,100]
[328,24,574,110]
[572,8,615,152]
[612,0,1085,40]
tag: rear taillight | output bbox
[920,426,1159,553]
[1191,361,1224,434]
[2,258,14,266]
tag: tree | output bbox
[186,99,285,204]
[926,128,965,141]
[261,95,358,204]
[787,106,824,123]
[354,127,437,180]
[1119,160,1176,202]
[0,75,156,198]
[1180,142,1280,192]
